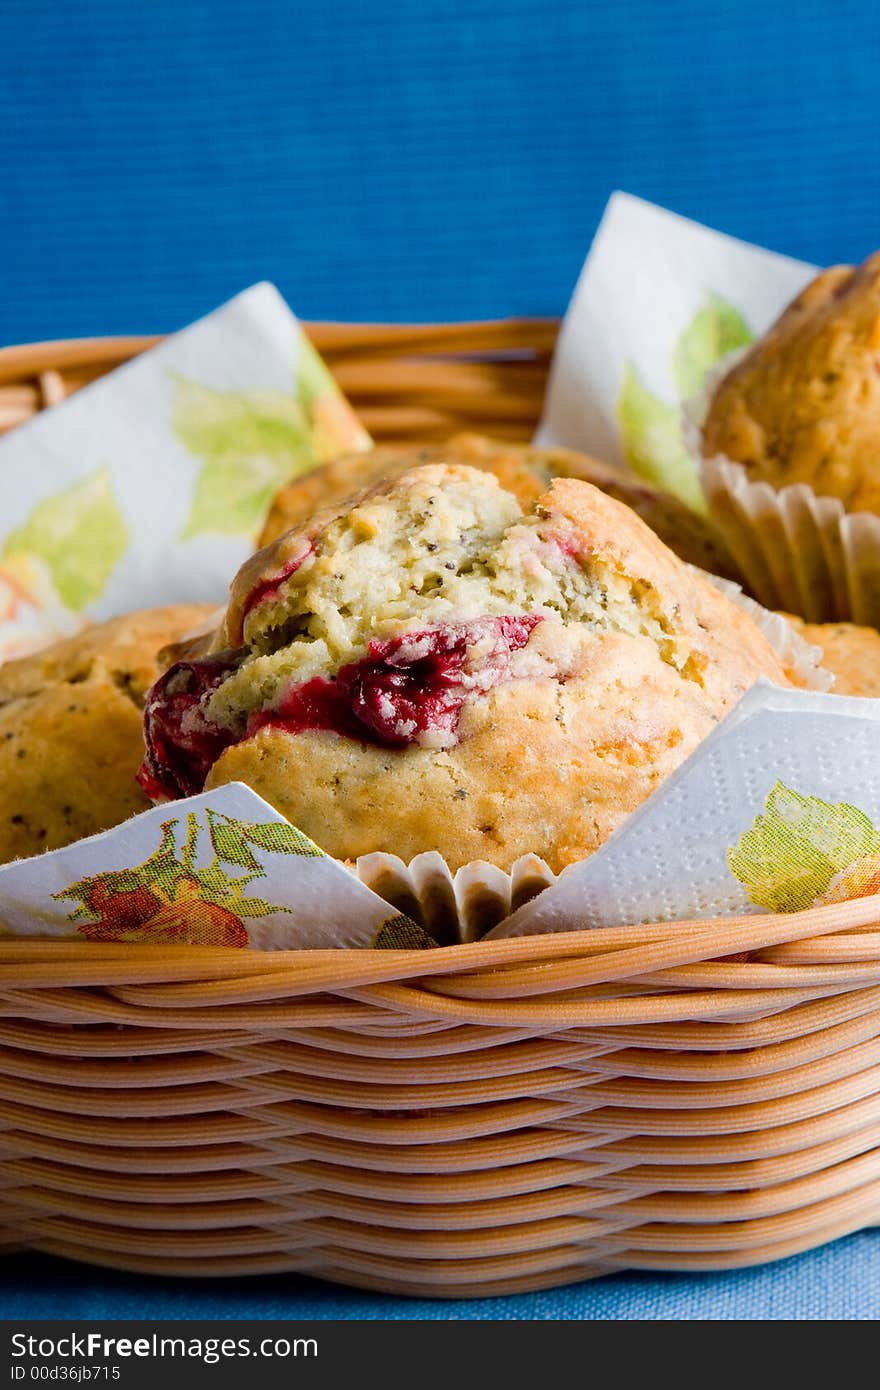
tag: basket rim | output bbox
[3,893,879,968]
[0,317,561,384]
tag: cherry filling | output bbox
[251,615,543,747]
[138,615,542,801]
[137,654,243,801]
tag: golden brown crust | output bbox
[258,433,738,579]
[702,255,880,512]
[451,435,734,578]
[0,604,214,863]
[259,444,446,546]
[785,617,880,698]
[539,478,787,706]
[190,465,789,873]
[207,636,720,871]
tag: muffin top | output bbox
[140,465,788,871]
[702,254,880,513]
[260,432,739,580]
[0,604,215,862]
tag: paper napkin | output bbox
[0,784,419,949]
[0,284,369,662]
[535,192,815,508]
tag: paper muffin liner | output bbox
[701,458,880,626]
[355,851,557,944]
[685,356,880,627]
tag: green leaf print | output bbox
[3,469,128,612]
[616,364,705,512]
[175,377,316,540]
[616,294,751,515]
[296,336,339,413]
[727,782,880,913]
[205,810,324,861]
[673,294,753,399]
[372,915,437,950]
[229,896,286,918]
[175,333,370,543]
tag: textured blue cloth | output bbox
[2,0,880,344]
[2,1238,880,1320]
[3,0,880,1322]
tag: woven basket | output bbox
[1,322,880,1299]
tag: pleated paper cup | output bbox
[700,457,880,626]
[686,358,880,627]
[355,851,557,944]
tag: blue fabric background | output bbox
[3,0,880,1320]
[2,0,880,344]
[3,1238,880,1321]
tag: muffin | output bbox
[140,465,789,872]
[0,604,215,862]
[697,254,880,624]
[785,617,880,698]
[260,432,739,581]
[702,255,880,512]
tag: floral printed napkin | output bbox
[0,784,425,949]
[0,283,415,950]
[535,191,815,508]
[0,283,369,662]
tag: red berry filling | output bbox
[137,654,242,800]
[251,615,542,747]
[138,615,541,801]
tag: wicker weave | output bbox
[0,320,559,443]
[1,323,879,1298]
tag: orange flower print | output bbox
[76,878,248,947]
[53,811,313,947]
